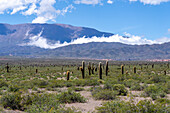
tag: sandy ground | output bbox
[65,91,104,113]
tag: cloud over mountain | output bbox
[20,30,170,49]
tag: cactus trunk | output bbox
[106,61,108,76]
[81,61,85,79]
[88,62,91,75]
[99,62,102,79]
[67,71,70,81]
[134,67,136,74]
[121,65,124,75]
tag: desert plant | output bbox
[99,62,102,79]
[58,90,86,103]
[121,65,124,75]
[91,87,117,100]
[112,84,128,96]
[80,61,85,79]
[67,71,70,81]
[106,61,109,76]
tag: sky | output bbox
[0,0,170,43]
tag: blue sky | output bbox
[0,0,170,41]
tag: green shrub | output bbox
[8,85,20,92]
[0,80,8,88]
[150,75,167,83]
[92,88,117,100]
[130,84,144,91]
[26,93,61,112]
[112,84,128,96]
[96,100,170,113]
[123,79,138,88]
[155,98,170,104]
[144,85,158,96]
[58,90,86,103]
[0,93,22,110]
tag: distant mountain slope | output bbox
[0,23,114,46]
[0,23,169,60]
[0,42,169,60]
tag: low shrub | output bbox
[112,84,128,96]
[96,100,169,113]
[0,80,8,88]
[58,90,86,103]
[92,89,117,100]
[0,93,22,110]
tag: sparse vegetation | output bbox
[0,59,169,112]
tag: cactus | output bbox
[121,65,124,75]
[152,64,154,68]
[99,62,102,79]
[134,67,136,74]
[88,62,91,75]
[6,63,9,73]
[36,69,38,73]
[164,70,166,75]
[67,71,70,81]
[106,61,109,76]
[92,63,94,74]
[167,63,169,68]
[81,61,85,79]
[95,67,97,72]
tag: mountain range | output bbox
[0,23,169,60]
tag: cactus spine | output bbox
[121,65,124,75]
[106,61,109,76]
[99,62,102,79]
[67,71,70,81]
[134,67,136,74]
[81,61,85,79]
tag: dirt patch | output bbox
[65,91,105,113]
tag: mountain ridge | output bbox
[0,23,169,60]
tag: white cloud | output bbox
[11,6,27,14]
[0,0,74,23]
[129,0,170,5]
[74,0,102,5]
[20,30,170,49]
[22,3,37,15]
[107,0,113,4]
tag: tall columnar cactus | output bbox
[134,67,136,74]
[67,71,70,81]
[36,69,38,73]
[92,63,94,74]
[99,62,102,79]
[167,63,169,68]
[95,67,97,72]
[106,61,109,76]
[88,62,91,75]
[152,64,154,68]
[81,61,85,79]
[164,70,166,75]
[121,65,124,75]
[6,63,9,73]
